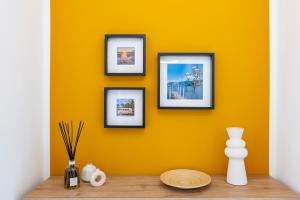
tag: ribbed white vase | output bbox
[225,127,248,185]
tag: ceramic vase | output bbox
[225,127,248,185]
[81,163,97,182]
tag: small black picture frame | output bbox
[104,87,145,128]
[104,34,146,76]
[158,53,214,109]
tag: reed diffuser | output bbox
[58,121,84,189]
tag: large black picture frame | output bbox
[158,53,214,109]
[104,34,146,76]
[104,87,145,128]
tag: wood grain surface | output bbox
[24,176,299,199]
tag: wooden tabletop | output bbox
[24,176,299,199]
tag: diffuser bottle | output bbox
[64,160,80,189]
[58,120,84,189]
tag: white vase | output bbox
[81,163,97,182]
[225,127,248,185]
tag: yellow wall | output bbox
[51,0,269,175]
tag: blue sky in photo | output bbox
[117,98,134,105]
[167,64,203,82]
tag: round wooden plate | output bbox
[160,169,211,189]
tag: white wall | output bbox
[270,0,300,193]
[0,0,50,199]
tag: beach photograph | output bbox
[117,47,135,65]
[167,64,203,100]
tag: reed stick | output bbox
[58,121,84,161]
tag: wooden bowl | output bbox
[160,169,211,189]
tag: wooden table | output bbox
[24,176,299,199]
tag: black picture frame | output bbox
[158,53,214,109]
[104,87,145,128]
[104,34,146,76]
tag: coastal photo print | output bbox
[158,53,214,109]
[167,64,203,100]
[117,47,135,65]
[105,34,145,75]
[104,88,145,128]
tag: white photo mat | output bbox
[106,89,144,126]
[159,55,213,108]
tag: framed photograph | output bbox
[104,34,146,76]
[104,87,145,128]
[158,53,214,109]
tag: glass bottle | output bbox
[64,160,80,189]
